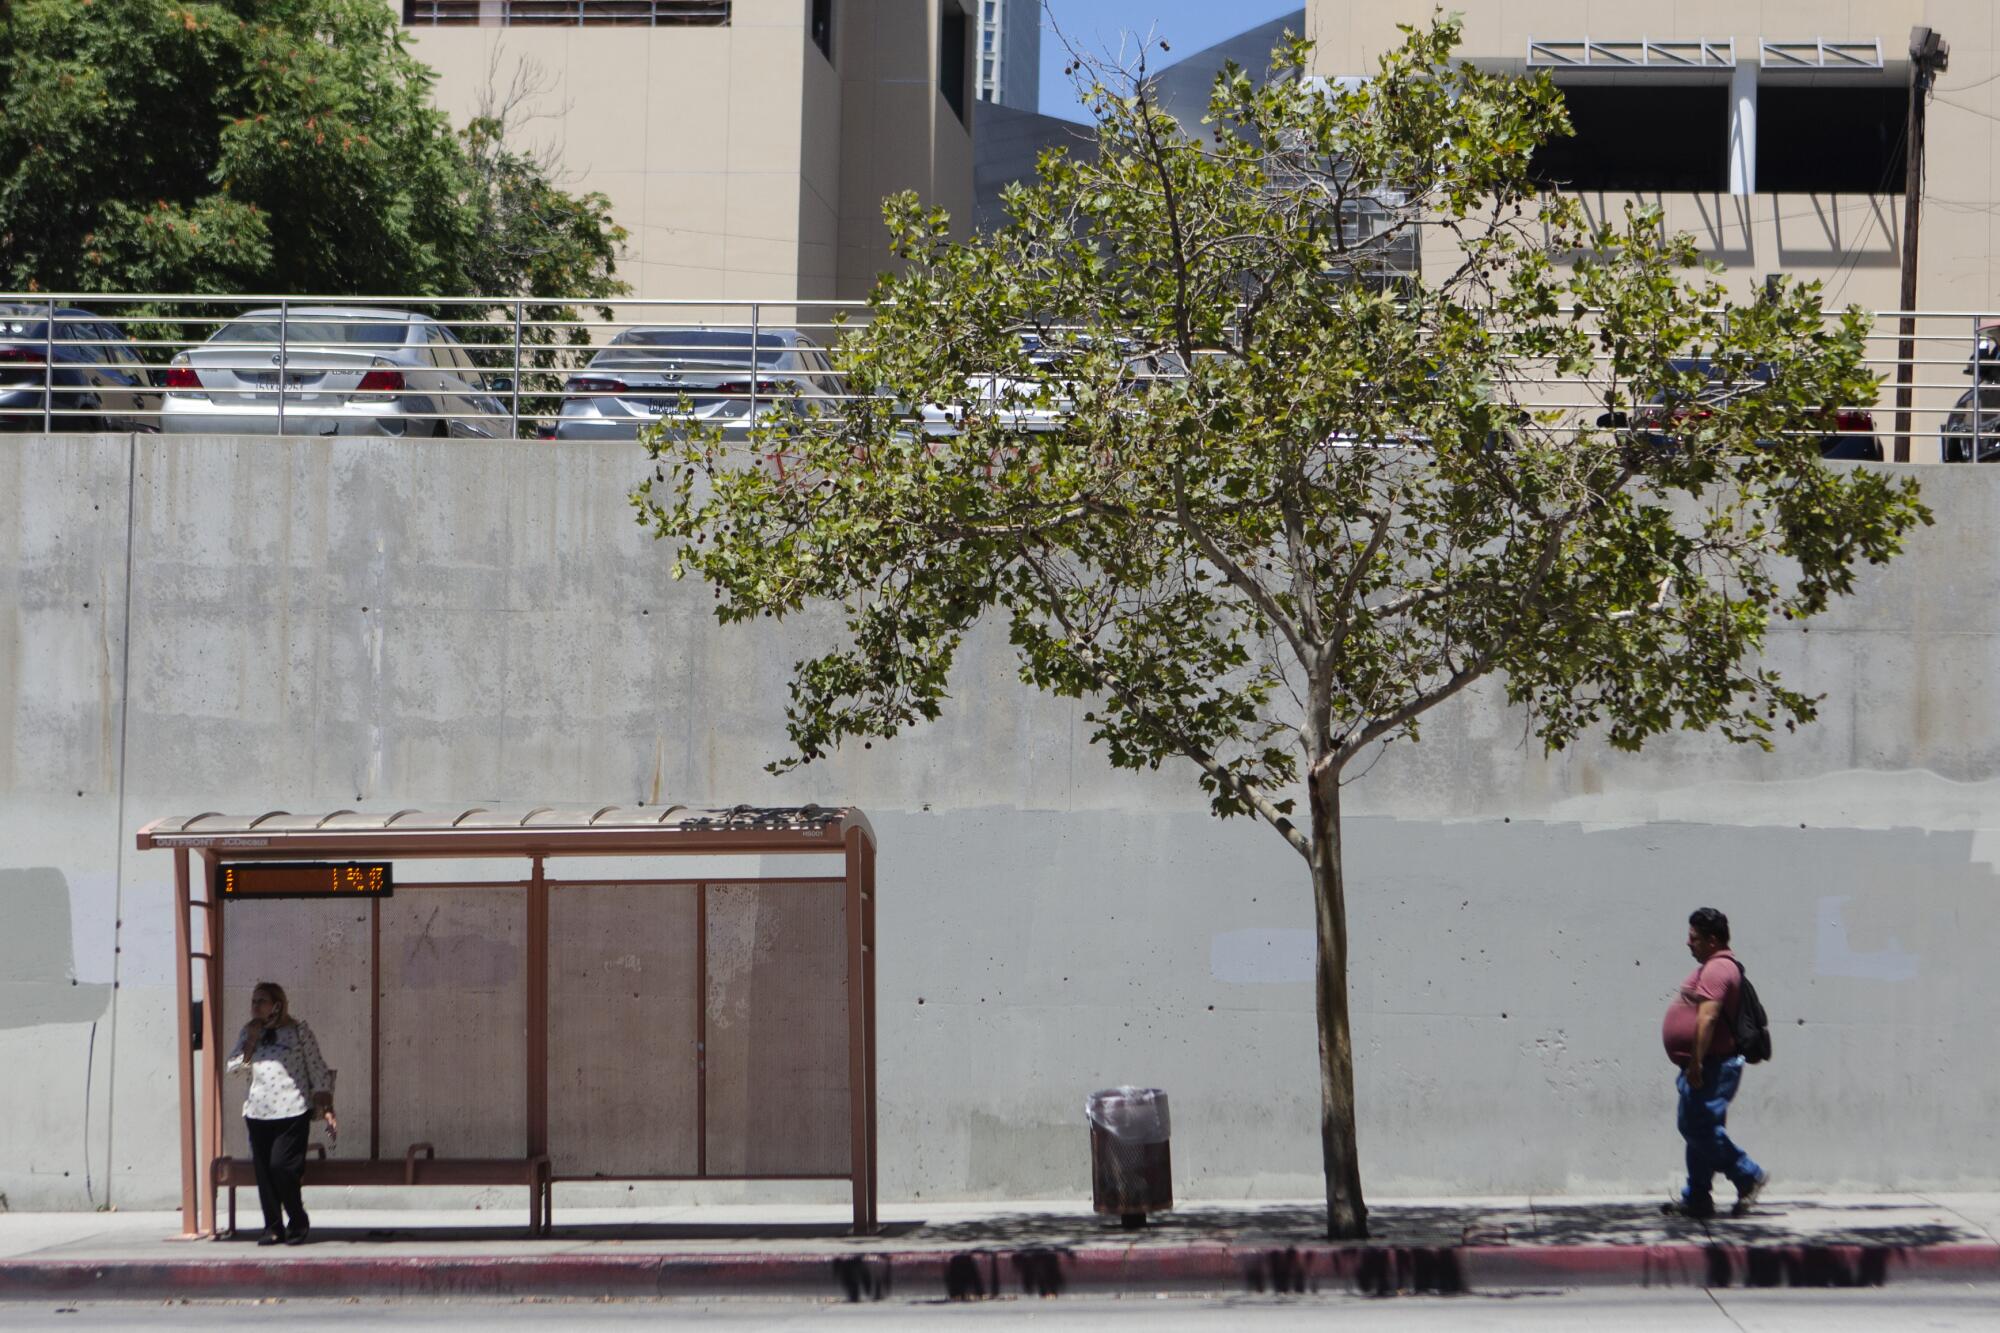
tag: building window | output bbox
[940,3,969,124]
[810,0,832,61]
[1756,85,1905,193]
[1530,84,1731,193]
[403,0,731,24]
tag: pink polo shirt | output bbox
[1661,949,1740,1066]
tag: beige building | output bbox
[1306,1,2000,460]
[405,0,977,302]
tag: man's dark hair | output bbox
[1689,907,1730,944]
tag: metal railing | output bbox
[0,295,871,443]
[0,291,1994,462]
[402,0,730,25]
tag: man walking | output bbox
[1661,907,1769,1219]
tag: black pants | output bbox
[245,1114,310,1236]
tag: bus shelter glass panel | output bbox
[547,882,701,1177]
[377,888,528,1158]
[703,881,850,1176]
[219,898,374,1160]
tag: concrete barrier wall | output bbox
[3,433,1996,1211]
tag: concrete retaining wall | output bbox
[3,434,1995,1211]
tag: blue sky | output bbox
[1037,1,1305,120]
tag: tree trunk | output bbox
[1309,764,1367,1239]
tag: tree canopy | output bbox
[0,0,623,300]
[634,18,1930,1238]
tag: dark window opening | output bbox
[811,0,833,61]
[940,4,969,125]
[1530,84,1731,193]
[403,1,731,25]
[1756,85,1906,194]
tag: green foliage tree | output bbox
[633,19,1930,1238]
[0,0,622,301]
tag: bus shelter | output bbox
[136,804,879,1238]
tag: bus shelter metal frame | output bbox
[136,805,879,1239]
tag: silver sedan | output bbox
[160,308,513,438]
[551,327,841,441]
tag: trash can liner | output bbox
[1084,1087,1170,1144]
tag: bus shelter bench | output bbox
[210,1144,553,1237]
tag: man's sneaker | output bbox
[1661,1196,1716,1220]
[1732,1170,1771,1217]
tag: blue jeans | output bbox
[1676,1055,1762,1207]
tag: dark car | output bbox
[1941,322,2000,462]
[1597,358,1880,461]
[1940,387,2000,462]
[0,306,162,432]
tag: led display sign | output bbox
[216,861,393,900]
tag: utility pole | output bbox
[1895,26,1948,462]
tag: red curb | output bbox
[2,1241,1996,1303]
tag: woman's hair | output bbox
[253,980,294,1025]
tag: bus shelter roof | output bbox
[135,804,872,858]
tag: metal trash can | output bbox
[1086,1087,1172,1227]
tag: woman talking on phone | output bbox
[226,981,336,1245]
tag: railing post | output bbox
[42,297,55,432]
[511,298,524,441]
[749,301,760,424]
[277,299,289,437]
[1977,313,1987,465]
[1895,309,1917,462]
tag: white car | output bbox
[919,334,1181,437]
[160,308,513,438]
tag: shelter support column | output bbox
[845,830,873,1234]
[528,855,549,1231]
[172,849,197,1236]
[202,853,225,1238]
[863,835,878,1231]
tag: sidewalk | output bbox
[3,1194,1997,1302]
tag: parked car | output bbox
[0,305,162,432]
[551,327,841,441]
[1941,386,2000,462]
[1941,322,2000,462]
[918,332,1181,437]
[1596,358,1881,460]
[159,308,512,438]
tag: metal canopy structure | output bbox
[138,804,879,1239]
[1526,37,1737,70]
[1526,36,1890,74]
[1759,39,1886,72]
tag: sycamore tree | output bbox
[633,19,1928,1238]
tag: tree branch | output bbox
[1333,657,1490,768]
[1020,542,1312,861]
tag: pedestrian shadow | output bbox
[1692,1200,1979,1248]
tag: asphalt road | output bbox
[3,1290,1999,1331]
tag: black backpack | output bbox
[1731,959,1773,1064]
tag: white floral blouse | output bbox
[226,1020,334,1121]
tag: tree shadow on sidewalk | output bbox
[905,1199,1985,1250]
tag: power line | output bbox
[1936,95,2000,123]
